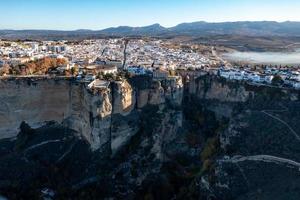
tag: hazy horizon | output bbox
[1,0,300,30]
[2,20,300,31]
[223,48,300,65]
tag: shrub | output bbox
[14,121,35,151]
[272,74,284,85]
[200,137,220,162]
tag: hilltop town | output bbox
[2,0,300,198]
[1,38,300,90]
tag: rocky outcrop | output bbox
[113,80,135,115]
[190,75,251,102]
[137,89,150,108]
[0,79,72,139]
[135,77,184,108]
[111,111,140,154]
[163,76,184,107]
[0,76,184,154]
[64,84,113,151]
[0,78,113,151]
[2,73,300,199]
[148,81,166,105]
[186,75,300,200]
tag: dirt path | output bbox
[221,155,300,169]
[24,139,63,153]
[261,110,300,142]
[56,142,76,163]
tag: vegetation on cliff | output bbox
[3,75,297,199]
[5,57,68,76]
[14,121,35,151]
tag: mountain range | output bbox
[2,21,300,40]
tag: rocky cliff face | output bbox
[0,79,72,139]
[2,74,298,200]
[189,75,251,102]
[112,80,135,115]
[64,83,113,151]
[135,77,184,108]
[186,75,300,200]
[0,76,184,153]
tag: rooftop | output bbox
[88,79,110,89]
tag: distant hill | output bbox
[170,21,300,36]
[2,21,300,40]
[100,21,297,37]
[100,23,169,36]
[0,29,107,40]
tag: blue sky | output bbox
[1,0,300,30]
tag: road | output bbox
[221,155,300,169]
[261,109,300,142]
[56,142,76,163]
[24,139,63,153]
[211,47,231,66]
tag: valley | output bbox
[0,74,299,199]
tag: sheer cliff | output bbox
[185,75,300,200]
[0,79,72,139]
[0,75,299,200]
[0,76,183,153]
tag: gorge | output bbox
[0,74,300,200]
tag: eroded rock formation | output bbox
[1,74,300,199]
[0,76,184,153]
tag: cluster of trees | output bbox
[15,121,35,151]
[26,57,67,74]
[96,71,129,81]
[0,64,11,76]
[271,74,284,85]
[234,63,300,71]
[2,57,68,76]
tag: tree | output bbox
[22,57,69,75]
[15,121,35,151]
[19,121,35,136]
[0,64,11,76]
[169,69,177,76]
[272,74,284,85]
[57,58,67,66]
[71,66,79,76]
[103,73,114,81]
[64,70,71,76]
